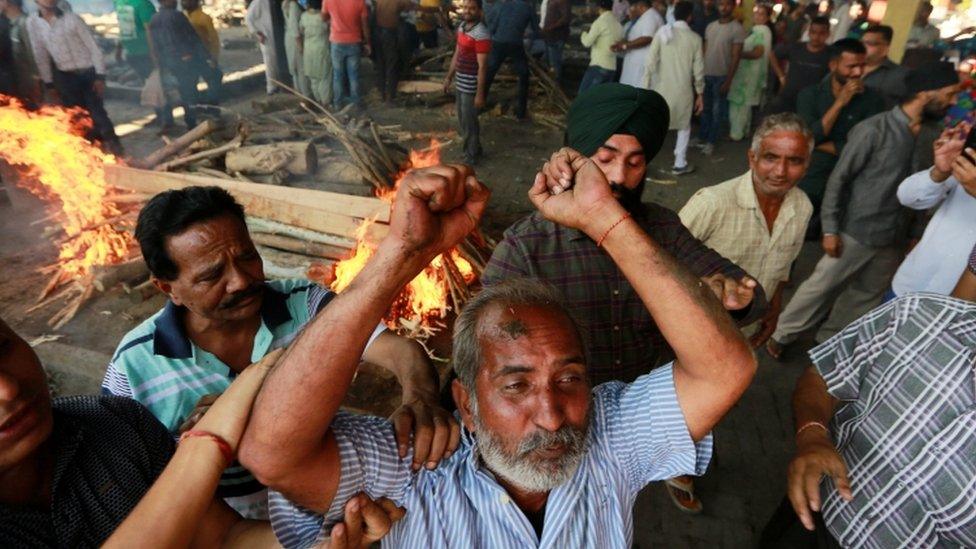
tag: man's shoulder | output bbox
[786,186,814,214]
[110,309,165,365]
[463,21,490,40]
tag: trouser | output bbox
[699,74,728,144]
[308,75,332,106]
[674,127,691,168]
[772,233,901,345]
[728,100,753,141]
[285,34,310,96]
[759,497,842,549]
[485,41,529,119]
[258,42,279,93]
[456,90,481,163]
[578,66,614,94]
[331,42,362,108]
[545,39,564,80]
[52,67,121,153]
[418,29,438,48]
[166,57,223,128]
[375,27,400,100]
[399,20,419,68]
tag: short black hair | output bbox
[829,37,867,60]
[809,15,830,29]
[627,0,649,6]
[468,0,482,10]
[673,0,693,22]
[135,186,247,280]
[307,0,322,10]
[597,0,613,11]
[864,24,893,44]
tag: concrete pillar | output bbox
[882,0,925,63]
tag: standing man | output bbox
[246,0,280,95]
[282,0,310,97]
[613,0,663,89]
[112,0,155,81]
[794,38,884,236]
[690,0,716,38]
[0,0,40,105]
[323,0,370,110]
[149,0,222,129]
[906,1,939,50]
[578,0,622,94]
[182,0,222,104]
[643,0,702,175]
[680,113,814,349]
[861,25,908,109]
[767,16,831,115]
[27,0,123,155]
[768,63,960,357]
[540,0,569,81]
[444,0,490,165]
[697,0,744,156]
[374,0,414,103]
[485,0,538,121]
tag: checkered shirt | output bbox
[810,293,976,548]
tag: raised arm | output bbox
[529,148,756,441]
[239,166,489,510]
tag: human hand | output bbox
[694,94,704,116]
[787,429,853,531]
[391,393,461,471]
[442,77,451,94]
[749,303,780,348]
[474,92,485,110]
[778,74,786,88]
[835,79,863,106]
[386,165,490,261]
[257,31,267,44]
[318,494,406,548]
[528,147,624,238]
[178,393,221,434]
[822,234,842,258]
[610,41,624,53]
[720,78,731,95]
[951,148,976,198]
[932,124,969,181]
[93,79,106,97]
[701,273,758,311]
[363,43,372,57]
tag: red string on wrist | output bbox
[179,430,234,465]
[597,213,631,247]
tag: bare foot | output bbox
[765,338,784,360]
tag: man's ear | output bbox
[452,379,476,432]
[151,276,177,304]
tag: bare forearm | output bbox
[476,54,488,96]
[367,333,439,398]
[792,367,838,430]
[820,101,844,137]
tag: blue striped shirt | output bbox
[269,363,712,548]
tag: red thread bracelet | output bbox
[180,430,234,465]
[597,213,631,247]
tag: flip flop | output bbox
[765,338,784,361]
[664,477,703,514]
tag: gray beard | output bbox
[470,398,591,493]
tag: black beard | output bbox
[610,179,647,214]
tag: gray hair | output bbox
[452,278,587,391]
[750,112,814,155]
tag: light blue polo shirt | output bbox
[102,278,386,518]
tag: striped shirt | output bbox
[269,364,713,548]
[454,22,490,95]
[102,279,386,519]
[811,293,976,548]
[27,11,106,83]
[483,207,765,384]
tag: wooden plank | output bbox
[104,165,391,241]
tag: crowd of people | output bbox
[2,0,976,548]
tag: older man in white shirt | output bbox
[613,0,663,88]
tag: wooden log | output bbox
[245,216,355,248]
[155,134,245,172]
[308,181,375,197]
[397,80,446,94]
[315,158,368,186]
[124,278,160,303]
[138,120,219,169]
[92,259,150,292]
[252,233,350,260]
[251,94,305,113]
[225,142,318,176]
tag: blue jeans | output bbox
[546,40,565,80]
[331,43,362,109]
[699,75,728,144]
[578,66,614,94]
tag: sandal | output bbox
[664,476,703,514]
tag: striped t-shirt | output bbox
[102,278,386,519]
[454,21,491,95]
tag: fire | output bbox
[0,95,131,278]
[327,140,476,328]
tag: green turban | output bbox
[566,83,670,163]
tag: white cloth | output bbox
[247,0,279,93]
[27,12,105,84]
[674,127,690,168]
[892,169,976,296]
[619,7,663,88]
[539,0,549,28]
[829,1,853,43]
[643,21,703,130]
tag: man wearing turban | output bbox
[483,83,768,514]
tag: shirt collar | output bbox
[892,104,912,127]
[734,171,759,210]
[152,282,293,359]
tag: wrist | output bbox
[795,421,830,446]
[581,200,628,242]
[930,166,951,182]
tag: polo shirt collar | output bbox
[152,282,294,359]
[734,170,799,233]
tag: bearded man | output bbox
[239,146,757,548]
[482,83,767,513]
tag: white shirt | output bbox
[245,0,274,39]
[27,11,105,84]
[619,7,663,88]
[892,169,976,296]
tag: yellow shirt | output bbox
[580,10,624,71]
[415,0,440,33]
[185,8,220,60]
[678,171,812,298]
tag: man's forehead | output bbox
[600,134,644,155]
[477,304,580,346]
[166,216,251,266]
[760,131,809,151]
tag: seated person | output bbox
[760,289,976,547]
[238,154,757,547]
[102,186,456,518]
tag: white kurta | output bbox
[619,7,663,88]
[642,22,703,130]
[246,0,279,93]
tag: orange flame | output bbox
[0,95,131,277]
[327,140,475,328]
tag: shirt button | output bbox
[615,359,621,365]
[499,495,510,504]
[613,290,619,296]
[613,325,620,331]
